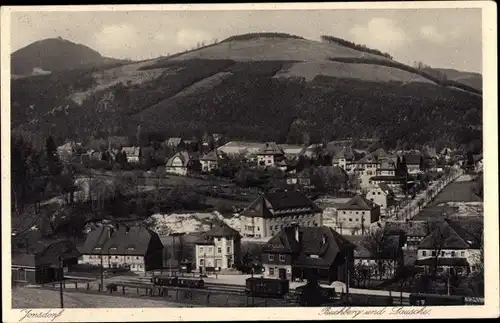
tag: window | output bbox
[355,218,359,222]
[349,218,352,222]
[451,251,456,257]
[279,255,285,262]
[217,237,221,241]
[441,251,445,257]
[227,246,231,253]
[269,254,275,261]
[200,259,204,266]
[422,251,427,257]
[269,226,273,232]
[274,225,279,230]
[461,251,465,257]
[377,192,381,195]
[257,227,260,231]
[136,256,139,260]
[343,211,346,214]
[217,247,222,254]
[208,247,212,253]
[269,268,275,276]
[200,247,204,252]
[432,251,436,257]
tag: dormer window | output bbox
[127,246,135,251]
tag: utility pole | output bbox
[100,250,104,291]
[59,256,64,308]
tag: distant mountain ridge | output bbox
[10,32,482,151]
[11,37,131,76]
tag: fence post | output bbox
[75,282,78,290]
[123,286,126,294]
[86,282,90,290]
[137,287,139,295]
[206,293,210,305]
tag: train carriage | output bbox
[245,277,290,298]
[152,275,205,289]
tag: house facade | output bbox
[331,146,355,172]
[261,224,355,284]
[334,195,381,236]
[404,154,423,175]
[256,142,286,168]
[415,219,482,275]
[165,151,195,176]
[78,225,163,272]
[194,224,242,273]
[122,147,141,163]
[200,150,220,173]
[240,190,323,239]
[366,183,395,213]
[384,220,430,250]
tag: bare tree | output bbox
[362,228,399,280]
[425,222,453,278]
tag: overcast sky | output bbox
[10,8,482,73]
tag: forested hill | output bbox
[11,37,130,76]
[11,33,482,150]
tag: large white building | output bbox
[194,223,241,273]
[256,142,286,168]
[334,195,381,236]
[240,190,323,239]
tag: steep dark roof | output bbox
[377,183,394,195]
[194,223,241,244]
[418,222,472,249]
[263,226,354,269]
[332,146,355,160]
[338,195,379,211]
[404,153,422,165]
[445,219,483,249]
[82,225,157,255]
[166,151,191,167]
[242,190,323,218]
[200,149,219,161]
[257,142,285,155]
[12,253,36,267]
[78,226,112,254]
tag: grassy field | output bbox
[11,287,195,308]
[413,176,482,221]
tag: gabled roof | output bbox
[377,183,394,195]
[263,226,354,269]
[404,153,422,165]
[338,195,379,211]
[101,225,157,255]
[217,141,265,155]
[418,221,472,249]
[356,148,390,164]
[257,142,285,155]
[445,218,483,249]
[78,226,113,255]
[241,190,323,218]
[166,151,191,167]
[279,144,305,156]
[200,149,219,161]
[194,223,241,245]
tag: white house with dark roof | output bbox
[165,151,195,176]
[216,141,264,157]
[78,225,163,272]
[334,195,381,236]
[194,223,242,272]
[415,219,482,275]
[200,149,220,172]
[240,190,323,239]
[366,183,395,214]
[256,142,286,168]
[331,146,355,172]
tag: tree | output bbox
[352,263,373,288]
[425,221,453,278]
[45,136,63,177]
[362,228,400,280]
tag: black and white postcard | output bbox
[1,2,498,321]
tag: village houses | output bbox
[121,146,141,163]
[366,183,395,216]
[200,149,220,173]
[404,153,424,175]
[331,146,355,172]
[78,225,164,272]
[260,224,355,283]
[334,195,381,236]
[240,190,323,239]
[194,223,242,273]
[415,219,482,276]
[256,142,286,168]
[165,151,197,176]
